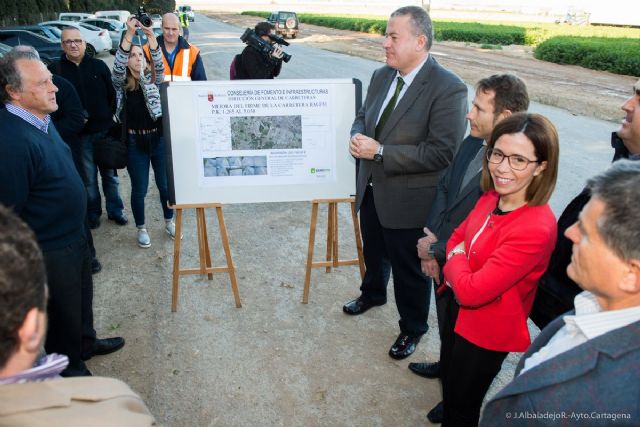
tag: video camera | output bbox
[240,28,292,63]
[135,6,152,27]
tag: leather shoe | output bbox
[427,401,444,424]
[92,337,125,357]
[408,361,440,379]
[108,214,128,226]
[91,257,102,274]
[389,333,420,359]
[342,297,385,315]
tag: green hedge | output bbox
[534,36,640,76]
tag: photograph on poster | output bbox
[203,156,268,177]
[231,116,302,150]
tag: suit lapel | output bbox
[377,55,434,142]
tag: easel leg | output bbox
[199,208,214,280]
[351,201,365,279]
[302,202,319,304]
[171,208,183,312]
[332,202,339,268]
[325,202,334,273]
[216,206,242,308]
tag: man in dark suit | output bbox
[343,6,468,360]
[480,160,640,426]
[408,74,529,423]
[530,78,640,329]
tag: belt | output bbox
[128,128,159,135]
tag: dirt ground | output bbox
[210,12,638,122]
[85,13,636,427]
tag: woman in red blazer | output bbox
[440,113,560,427]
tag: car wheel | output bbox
[86,44,96,57]
[291,33,297,39]
[286,18,296,29]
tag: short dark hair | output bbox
[255,21,274,37]
[391,6,433,50]
[0,205,47,369]
[476,74,529,117]
[481,113,559,206]
[587,160,640,261]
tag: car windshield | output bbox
[79,23,100,32]
[279,12,295,19]
[44,26,62,38]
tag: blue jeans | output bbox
[81,131,124,221]
[127,133,173,227]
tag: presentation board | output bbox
[161,79,362,205]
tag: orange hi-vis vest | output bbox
[145,43,200,82]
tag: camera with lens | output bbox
[135,6,152,27]
[240,28,292,63]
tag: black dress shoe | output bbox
[108,214,128,226]
[427,401,444,424]
[91,257,102,274]
[92,337,125,356]
[408,361,441,379]
[389,333,420,359]
[343,297,385,315]
[89,217,101,229]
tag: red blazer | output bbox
[443,191,557,352]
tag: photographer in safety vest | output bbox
[144,12,206,81]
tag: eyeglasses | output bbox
[486,148,538,171]
[62,39,83,46]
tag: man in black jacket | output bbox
[238,22,284,79]
[530,78,640,329]
[50,28,127,229]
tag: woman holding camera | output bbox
[112,16,175,248]
[239,22,284,79]
[439,113,559,427]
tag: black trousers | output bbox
[43,237,96,376]
[442,331,508,427]
[359,186,430,336]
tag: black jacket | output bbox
[51,74,85,178]
[530,132,631,329]
[49,55,115,134]
[239,45,282,79]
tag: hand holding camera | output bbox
[270,46,284,60]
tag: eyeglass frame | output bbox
[486,147,539,171]
[62,39,84,46]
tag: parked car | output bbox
[125,27,163,46]
[0,42,11,57]
[95,10,130,23]
[151,14,162,28]
[177,5,195,22]
[3,24,62,42]
[59,12,96,21]
[81,18,124,53]
[41,20,112,57]
[267,11,299,38]
[0,30,63,65]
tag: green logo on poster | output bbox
[310,168,316,173]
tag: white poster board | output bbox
[162,79,361,205]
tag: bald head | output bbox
[161,13,181,48]
[60,28,86,64]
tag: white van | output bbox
[94,10,130,23]
[59,12,96,21]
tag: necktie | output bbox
[375,76,405,139]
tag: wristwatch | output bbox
[373,144,384,163]
[447,248,466,261]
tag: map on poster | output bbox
[195,85,334,187]
[162,79,359,205]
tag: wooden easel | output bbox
[170,203,242,312]
[302,198,365,303]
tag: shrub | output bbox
[534,36,640,76]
